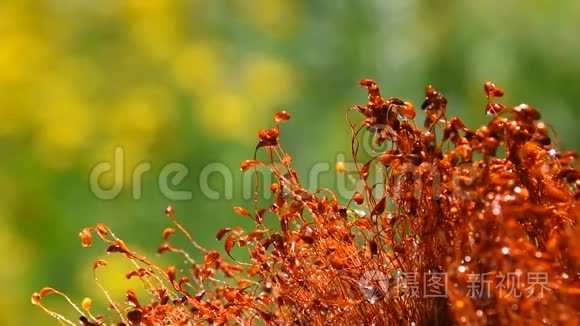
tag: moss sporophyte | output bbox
[34,80,579,325]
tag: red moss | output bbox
[34,80,579,325]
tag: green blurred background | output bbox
[1,1,579,324]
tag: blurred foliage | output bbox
[0,0,578,324]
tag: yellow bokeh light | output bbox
[123,0,185,61]
[171,41,223,96]
[196,92,255,142]
[33,88,95,169]
[234,0,302,37]
[242,56,296,107]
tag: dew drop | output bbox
[491,200,502,216]
[336,161,346,173]
[501,247,510,255]
[165,205,175,218]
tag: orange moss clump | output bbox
[33,80,579,325]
